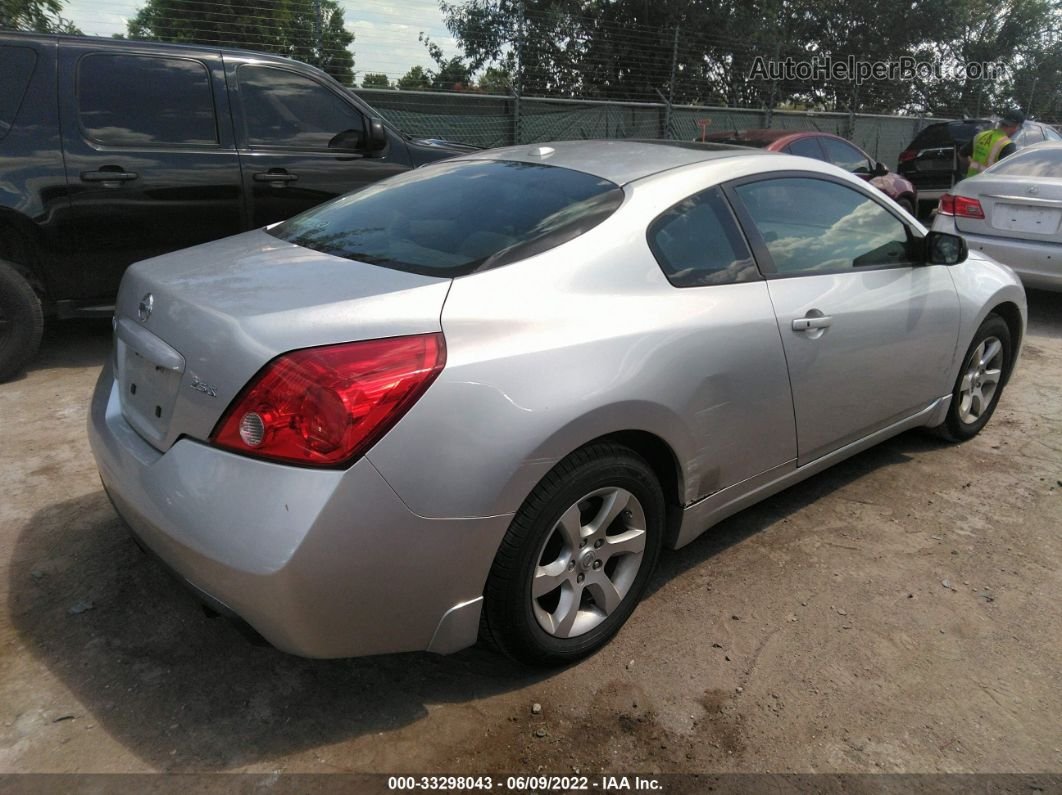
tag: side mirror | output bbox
[925,231,968,265]
[327,121,388,155]
[365,119,388,154]
[872,161,889,177]
[327,128,364,151]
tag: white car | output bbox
[933,142,1062,291]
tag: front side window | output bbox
[78,54,217,146]
[0,45,37,140]
[733,177,914,275]
[1012,126,1044,146]
[237,65,364,149]
[270,159,623,276]
[821,138,871,173]
[647,186,758,287]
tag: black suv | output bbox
[896,119,992,212]
[897,118,1062,213]
[0,32,472,380]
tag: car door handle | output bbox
[81,169,138,183]
[253,170,299,184]
[792,315,832,331]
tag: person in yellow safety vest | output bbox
[962,109,1024,177]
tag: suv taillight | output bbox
[898,149,917,163]
[211,333,445,467]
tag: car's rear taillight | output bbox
[938,193,955,215]
[898,149,917,163]
[938,194,984,219]
[210,333,445,467]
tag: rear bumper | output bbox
[87,363,511,658]
[932,215,1062,291]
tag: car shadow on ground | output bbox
[9,288,1060,771]
[25,318,113,375]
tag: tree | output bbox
[477,66,511,94]
[361,72,392,89]
[1,0,81,33]
[126,0,355,84]
[397,65,432,90]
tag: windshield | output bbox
[269,159,623,277]
[986,147,1062,178]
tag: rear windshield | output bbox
[986,147,1062,178]
[269,159,623,277]
[0,45,37,140]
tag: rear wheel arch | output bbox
[0,212,48,296]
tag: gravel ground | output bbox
[1,290,1060,776]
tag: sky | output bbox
[62,0,461,82]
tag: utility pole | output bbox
[314,0,324,69]
[513,0,525,145]
[664,27,679,138]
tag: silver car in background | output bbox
[933,142,1062,291]
[89,141,1027,666]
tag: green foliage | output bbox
[126,0,355,84]
[397,65,432,90]
[361,72,392,89]
[478,66,512,94]
[1,0,81,33]
[436,0,1062,119]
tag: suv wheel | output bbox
[0,260,44,382]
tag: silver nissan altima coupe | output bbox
[89,140,1027,665]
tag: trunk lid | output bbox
[112,229,451,451]
[955,176,1062,242]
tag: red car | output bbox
[700,129,918,214]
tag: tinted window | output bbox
[270,160,623,276]
[821,138,871,173]
[986,147,1062,178]
[648,187,758,287]
[0,46,36,140]
[947,120,990,144]
[734,177,914,274]
[238,66,364,149]
[78,54,217,146]
[786,137,824,159]
[910,123,951,148]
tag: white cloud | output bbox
[61,0,458,78]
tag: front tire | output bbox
[482,442,664,666]
[0,260,44,382]
[933,313,1011,441]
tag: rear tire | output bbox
[932,314,1011,442]
[0,259,43,382]
[482,442,664,666]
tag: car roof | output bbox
[455,140,777,185]
[0,29,305,65]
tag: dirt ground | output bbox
[1,291,1060,778]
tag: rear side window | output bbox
[270,159,623,276]
[986,147,1062,178]
[1044,127,1062,142]
[910,124,950,148]
[648,186,758,287]
[237,65,364,149]
[785,137,824,159]
[78,54,217,146]
[0,46,37,141]
[821,138,871,173]
[1012,126,1044,146]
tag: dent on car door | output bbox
[725,174,960,465]
[646,185,796,499]
[228,61,408,227]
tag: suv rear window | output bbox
[0,45,37,141]
[270,159,623,277]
